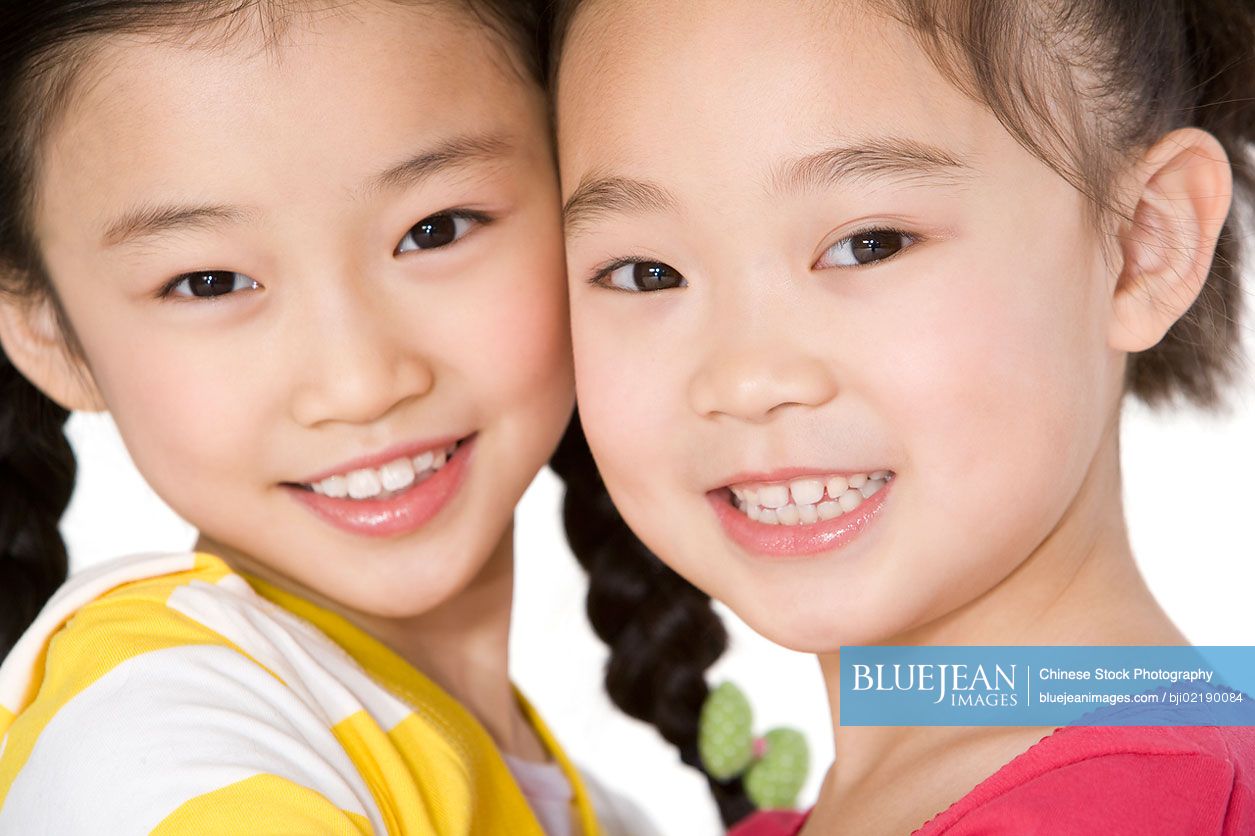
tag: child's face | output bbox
[558,0,1127,651]
[35,4,573,617]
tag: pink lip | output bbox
[716,466,890,490]
[708,478,893,557]
[287,435,475,538]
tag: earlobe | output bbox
[0,293,105,412]
[1108,128,1233,353]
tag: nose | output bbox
[687,297,838,423]
[289,285,434,428]
[687,267,843,419]
[688,349,838,422]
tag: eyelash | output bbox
[588,224,920,292]
[154,209,494,300]
[157,270,259,300]
[394,209,494,255]
[815,224,918,269]
[586,255,671,292]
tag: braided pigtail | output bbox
[0,340,74,657]
[549,414,756,827]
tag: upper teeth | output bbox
[730,470,893,526]
[309,442,458,500]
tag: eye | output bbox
[594,260,687,292]
[815,227,915,269]
[396,212,483,254]
[163,270,259,299]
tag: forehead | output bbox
[556,0,996,186]
[36,2,542,234]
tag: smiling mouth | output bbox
[725,470,895,526]
[289,437,469,502]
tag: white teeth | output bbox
[380,458,416,492]
[308,441,459,500]
[837,488,864,512]
[759,484,791,509]
[789,478,824,506]
[728,469,892,526]
[347,468,382,499]
[860,478,884,499]
[817,500,843,520]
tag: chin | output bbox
[733,589,909,654]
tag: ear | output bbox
[0,291,105,412]
[1108,127,1234,353]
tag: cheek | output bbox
[870,229,1112,553]
[570,305,674,489]
[80,319,271,507]
[879,193,1105,446]
[461,238,575,449]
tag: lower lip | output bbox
[287,436,474,538]
[708,480,893,558]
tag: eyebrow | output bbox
[103,204,252,248]
[773,137,975,194]
[562,137,973,237]
[562,175,678,237]
[369,133,515,194]
[102,133,516,248]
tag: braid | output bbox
[0,340,74,658]
[549,414,755,827]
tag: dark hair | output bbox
[0,0,545,659]
[549,415,756,827]
[547,0,1254,825]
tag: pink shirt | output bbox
[730,725,1255,834]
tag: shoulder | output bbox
[0,552,385,833]
[918,725,1255,835]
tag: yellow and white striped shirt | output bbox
[0,552,601,835]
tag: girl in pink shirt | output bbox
[545,0,1255,831]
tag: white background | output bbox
[60,319,1254,834]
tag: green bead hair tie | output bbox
[698,681,811,810]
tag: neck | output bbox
[197,523,545,761]
[814,417,1188,804]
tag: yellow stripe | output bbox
[0,555,273,806]
[4,553,603,834]
[152,772,373,835]
[245,573,564,836]
[331,710,450,835]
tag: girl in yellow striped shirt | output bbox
[0,2,630,833]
